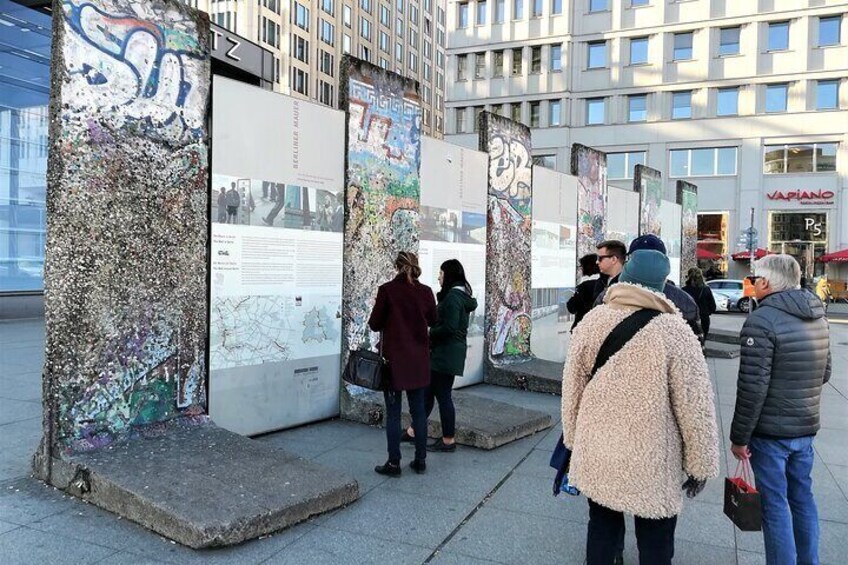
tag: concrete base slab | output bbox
[340,386,552,450]
[32,420,359,548]
[707,329,741,345]
[484,359,563,395]
[704,341,741,359]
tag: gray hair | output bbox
[754,254,801,292]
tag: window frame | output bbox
[767,20,790,52]
[588,0,607,12]
[817,79,839,110]
[765,83,789,113]
[673,31,693,61]
[629,36,649,65]
[672,90,692,119]
[587,40,607,69]
[458,2,469,27]
[819,15,842,47]
[669,147,738,177]
[586,97,605,125]
[763,142,838,174]
[607,151,647,180]
[549,99,561,126]
[550,44,562,71]
[476,0,487,25]
[719,26,740,56]
[716,87,739,116]
[628,94,647,122]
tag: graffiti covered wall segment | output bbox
[636,165,663,237]
[678,181,699,279]
[340,57,422,359]
[480,112,533,364]
[44,0,210,452]
[571,144,608,265]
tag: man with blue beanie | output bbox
[595,234,703,343]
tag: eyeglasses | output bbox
[597,254,616,262]
[746,276,762,284]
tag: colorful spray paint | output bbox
[678,181,699,280]
[479,112,533,364]
[635,165,663,237]
[43,0,210,453]
[571,143,608,270]
[339,57,422,378]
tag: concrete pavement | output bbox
[1,316,846,564]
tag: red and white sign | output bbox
[766,190,835,205]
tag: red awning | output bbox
[818,248,848,263]
[696,248,722,260]
[731,248,771,261]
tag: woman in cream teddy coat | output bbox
[562,251,720,565]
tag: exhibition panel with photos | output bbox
[210,76,346,435]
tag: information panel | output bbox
[419,137,488,387]
[530,166,578,364]
[607,186,640,249]
[210,77,345,435]
[659,200,683,285]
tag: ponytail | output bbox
[395,251,422,284]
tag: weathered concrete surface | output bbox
[341,386,552,450]
[485,359,564,395]
[704,341,741,359]
[707,328,741,345]
[32,421,359,548]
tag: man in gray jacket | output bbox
[730,254,831,565]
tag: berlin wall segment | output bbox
[479,112,534,367]
[338,56,423,422]
[635,164,663,238]
[572,143,609,278]
[679,181,699,280]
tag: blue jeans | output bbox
[384,387,427,463]
[425,371,456,438]
[749,435,820,565]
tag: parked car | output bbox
[711,291,731,313]
[706,279,756,313]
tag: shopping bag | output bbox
[723,460,762,531]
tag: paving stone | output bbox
[264,525,432,565]
[821,519,848,565]
[0,398,40,426]
[829,464,848,498]
[0,520,19,535]
[815,429,848,467]
[428,550,506,564]
[675,500,736,549]
[0,478,77,526]
[313,446,394,495]
[381,452,507,503]
[486,472,588,524]
[0,526,115,565]
[622,537,737,564]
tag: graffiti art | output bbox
[44,0,210,452]
[678,181,699,279]
[479,112,533,364]
[571,143,608,272]
[635,165,663,237]
[339,57,422,371]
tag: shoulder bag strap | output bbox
[589,309,662,380]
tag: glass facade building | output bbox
[0,0,51,293]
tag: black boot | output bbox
[427,438,457,452]
[409,459,427,474]
[374,461,401,477]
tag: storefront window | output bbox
[763,142,838,173]
[769,212,828,278]
[0,1,51,293]
[697,212,728,278]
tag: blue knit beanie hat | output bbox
[620,249,670,293]
[628,234,667,256]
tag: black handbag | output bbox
[342,338,388,391]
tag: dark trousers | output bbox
[701,315,711,337]
[425,370,456,438]
[384,387,427,463]
[587,498,677,565]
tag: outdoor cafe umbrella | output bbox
[697,247,722,261]
[731,248,771,261]
[817,248,848,263]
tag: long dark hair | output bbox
[579,254,600,277]
[437,259,472,302]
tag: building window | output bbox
[343,5,352,26]
[530,102,540,127]
[477,0,487,24]
[361,45,372,61]
[589,0,607,12]
[586,97,605,125]
[424,62,431,81]
[397,0,404,12]
[291,67,308,95]
[343,34,351,53]
[673,32,693,60]
[514,0,523,19]
[607,151,646,180]
[456,108,466,133]
[424,40,432,58]
[381,4,391,26]
[672,91,692,119]
[475,52,486,78]
[768,21,789,51]
[670,147,737,177]
[409,52,418,72]
[293,36,309,63]
[322,0,334,15]
[495,0,505,22]
[531,46,542,73]
[819,16,841,47]
[550,44,562,71]
[397,17,404,38]
[319,81,334,106]
[320,50,334,76]
[294,2,310,30]
[362,0,373,11]
[494,50,505,76]
[719,26,740,56]
[532,0,542,17]
[533,154,557,169]
[320,19,335,45]
[629,94,647,122]
[631,0,649,5]
[717,87,738,116]
[587,41,607,68]
[817,80,839,110]
[630,37,648,64]
[473,107,485,132]
[550,100,561,126]
[764,142,838,174]
[766,83,789,113]
[512,48,523,74]
[380,57,390,69]
[396,42,403,61]
[360,17,371,39]
[457,54,468,80]
[380,31,390,51]
[459,2,469,27]
[552,0,562,15]
[511,103,522,123]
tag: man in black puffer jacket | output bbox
[730,254,831,565]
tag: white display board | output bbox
[659,200,683,285]
[607,186,640,249]
[419,137,488,387]
[209,77,345,435]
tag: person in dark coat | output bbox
[368,251,438,476]
[403,259,478,452]
[730,254,831,565]
[567,253,601,331]
[683,267,717,337]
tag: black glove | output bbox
[682,475,706,499]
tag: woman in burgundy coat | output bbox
[368,251,438,476]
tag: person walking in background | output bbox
[216,187,228,224]
[730,254,831,565]
[368,252,437,476]
[403,259,478,453]
[225,182,240,224]
[567,254,601,331]
[562,249,719,565]
[683,267,717,338]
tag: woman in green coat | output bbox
[403,259,478,452]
